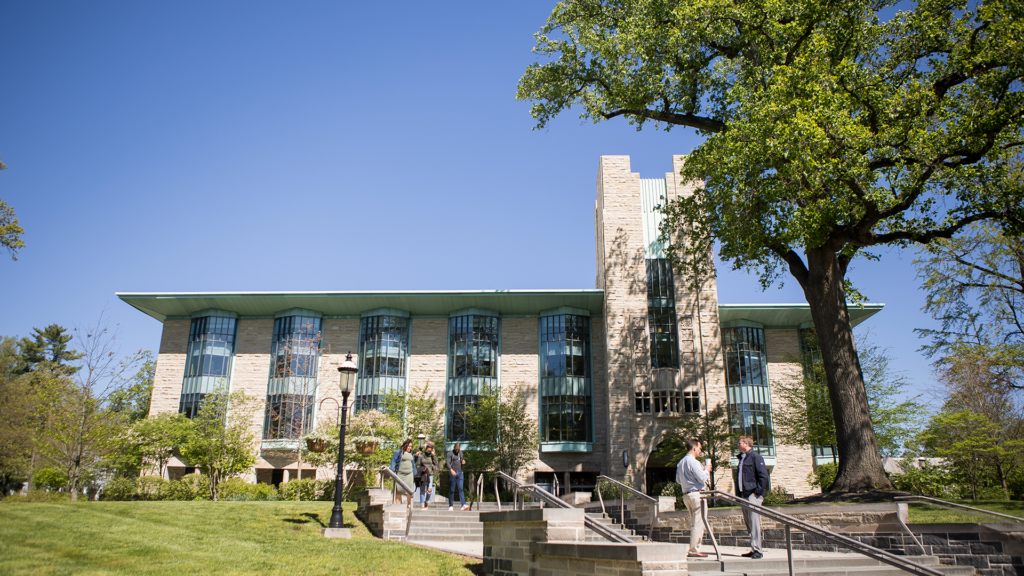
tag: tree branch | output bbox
[600,108,727,133]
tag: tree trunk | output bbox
[797,247,893,492]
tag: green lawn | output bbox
[907,499,1024,524]
[0,501,479,576]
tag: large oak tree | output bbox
[518,0,1024,491]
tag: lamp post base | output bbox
[321,528,352,539]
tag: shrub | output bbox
[182,473,211,500]
[162,480,194,501]
[977,486,1009,501]
[279,478,318,501]
[102,477,137,501]
[650,480,684,510]
[890,461,959,498]
[807,462,837,491]
[593,479,632,502]
[33,468,67,491]
[136,476,166,500]
[318,480,336,502]
[761,485,792,506]
[217,478,253,500]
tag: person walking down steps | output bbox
[446,442,470,511]
[676,438,712,558]
[416,442,439,510]
[391,438,416,508]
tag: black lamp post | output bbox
[328,352,358,531]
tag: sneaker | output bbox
[461,504,471,511]
[420,506,428,510]
[750,552,763,560]
[448,506,454,511]
[687,553,708,558]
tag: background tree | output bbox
[466,382,538,486]
[773,330,838,461]
[18,324,83,374]
[39,316,145,501]
[0,153,25,262]
[659,402,732,490]
[178,386,261,501]
[0,337,35,491]
[382,382,445,446]
[518,0,1024,492]
[108,351,155,423]
[918,410,1024,500]
[916,221,1024,394]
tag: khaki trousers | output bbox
[683,491,706,554]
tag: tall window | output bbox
[723,326,775,456]
[447,315,499,441]
[355,315,410,412]
[539,314,591,443]
[263,315,322,440]
[800,328,836,462]
[180,315,237,418]
[646,259,680,368]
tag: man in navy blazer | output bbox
[735,435,770,559]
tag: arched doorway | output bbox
[644,442,677,496]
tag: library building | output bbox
[118,155,881,497]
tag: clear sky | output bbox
[0,2,941,403]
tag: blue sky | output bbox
[0,1,939,402]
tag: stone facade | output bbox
[140,153,868,496]
[481,508,688,576]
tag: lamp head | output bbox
[337,352,357,394]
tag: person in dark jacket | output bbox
[415,442,439,510]
[446,442,469,511]
[735,435,770,559]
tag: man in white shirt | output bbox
[676,438,712,558]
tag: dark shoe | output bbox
[751,552,763,559]
[741,551,755,557]
[687,553,708,558]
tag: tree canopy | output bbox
[518,0,1024,492]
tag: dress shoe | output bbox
[751,552,763,559]
[741,551,755,557]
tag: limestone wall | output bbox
[765,329,816,497]
[148,319,190,417]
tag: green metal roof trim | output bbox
[116,290,607,322]
[718,303,883,329]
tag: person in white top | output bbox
[676,438,712,558]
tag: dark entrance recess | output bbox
[644,443,676,496]
[271,469,285,487]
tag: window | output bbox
[263,315,322,440]
[652,390,680,414]
[179,314,237,418]
[723,326,775,456]
[446,315,499,441]
[635,391,651,414]
[800,328,836,462]
[683,390,700,413]
[355,315,410,412]
[646,259,680,369]
[539,314,591,443]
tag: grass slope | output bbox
[0,501,479,576]
[907,500,1024,524]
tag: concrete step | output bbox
[688,555,974,576]
[707,566,974,576]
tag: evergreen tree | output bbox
[18,325,83,374]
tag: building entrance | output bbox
[644,443,677,496]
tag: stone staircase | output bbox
[400,500,643,544]
[687,554,975,576]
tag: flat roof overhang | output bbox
[718,302,883,329]
[116,290,608,321]
[117,291,882,328]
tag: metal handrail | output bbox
[895,495,1024,524]
[475,472,484,509]
[377,465,415,499]
[596,475,659,540]
[703,491,943,576]
[495,471,632,544]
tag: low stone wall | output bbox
[480,508,689,576]
[899,524,1024,576]
[652,502,912,545]
[355,488,408,540]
